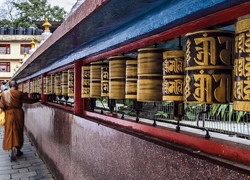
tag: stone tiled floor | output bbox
[0,127,54,180]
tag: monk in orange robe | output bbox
[0,80,38,160]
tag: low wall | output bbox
[23,103,250,180]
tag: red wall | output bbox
[24,103,250,180]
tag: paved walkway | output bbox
[0,127,54,180]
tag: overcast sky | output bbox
[0,0,77,13]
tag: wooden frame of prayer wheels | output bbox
[68,69,74,97]
[81,66,90,98]
[109,56,133,99]
[234,18,250,111]
[101,62,109,97]
[90,62,102,98]
[162,50,185,101]
[125,59,137,99]
[184,30,234,104]
[137,48,168,102]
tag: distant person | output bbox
[0,80,38,161]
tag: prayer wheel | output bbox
[43,76,50,95]
[137,48,168,102]
[101,62,109,97]
[55,73,62,96]
[125,58,137,99]
[38,78,42,94]
[61,70,68,96]
[234,18,250,111]
[184,30,234,104]
[81,66,90,98]
[30,81,33,94]
[50,74,55,94]
[90,61,102,98]
[162,50,185,101]
[68,69,74,97]
[109,56,133,99]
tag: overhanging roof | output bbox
[13,0,250,82]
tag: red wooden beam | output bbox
[47,64,74,75]
[83,1,250,64]
[74,60,83,114]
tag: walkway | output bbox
[0,127,54,180]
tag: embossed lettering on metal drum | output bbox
[234,18,250,111]
[125,59,137,99]
[90,62,102,98]
[163,50,185,101]
[43,76,50,95]
[55,73,62,96]
[109,56,134,99]
[68,69,74,97]
[50,74,55,94]
[61,70,68,96]
[101,63,109,97]
[81,66,90,98]
[137,48,168,102]
[184,30,234,104]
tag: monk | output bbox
[0,80,38,161]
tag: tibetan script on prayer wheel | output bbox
[163,50,185,101]
[234,18,250,112]
[101,63,109,97]
[68,69,74,97]
[184,30,234,104]
[81,66,90,98]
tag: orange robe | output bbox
[1,90,25,150]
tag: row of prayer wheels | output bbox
[81,17,250,112]
[43,69,74,97]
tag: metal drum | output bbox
[50,74,55,94]
[234,18,250,111]
[101,63,109,97]
[81,66,90,98]
[109,56,133,99]
[68,69,74,97]
[61,70,68,96]
[137,48,168,102]
[43,76,50,95]
[163,50,185,101]
[184,30,234,104]
[55,73,62,96]
[90,62,102,98]
[125,59,137,99]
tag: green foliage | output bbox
[184,103,202,120]
[0,0,67,28]
[155,111,168,118]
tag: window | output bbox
[0,44,10,54]
[20,44,31,54]
[0,62,10,72]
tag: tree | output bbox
[0,0,67,28]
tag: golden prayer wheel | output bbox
[43,76,50,95]
[68,69,74,97]
[50,74,55,94]
[61,70,68,96]
[101,63,109,97]
[125,59,137,99]
[55,73,62,96]
[137,48,168,102]
[234,18,250,111]
[184,30,234,104]
[109,56,134,99]
[90,61,102,98]
[81,66,90,98]
[162,50,185,101]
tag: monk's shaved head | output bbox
[9,80,18,88]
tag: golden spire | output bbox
[19,59,22,64]
[23,52,27,58]
[31,39,35,48]
[42,18,52,31]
